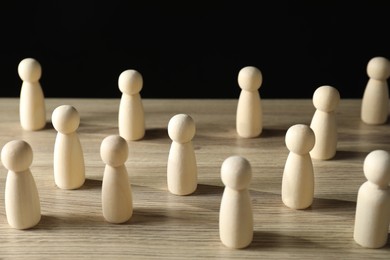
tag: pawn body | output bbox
[353,150,390,248]
[118,69,145,141]
[361,57,390,125]
[236,66,263,138]
[1,140,41,229]
[282,124,315,209]
[18,58,46,131]
[101,135,133,223]
[219,155,253,249]
[52,105,85,189]
[310,85,340,160]
[167,114,197,195]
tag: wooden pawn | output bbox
[310,85,340,160]
[118,69,145,141]
[236,66,263,138]
[353,150,390,248]
[52,105,85,189]
[219,155,253,249]
[361,56,390,125]
[101,135,133,224]
[282,124,315,209]
[167,113,197,195]
[1,140,41,229]
[18,58,46,131]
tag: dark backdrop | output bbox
[1,1,390,99]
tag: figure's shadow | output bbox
[192,184,224,196]
[78,178,103,190]
[260,128,287,138]
[142,128,168,141]
[308,197,357,217]
[42,121,54,130]
[332,150,368,161]
[249,231,323,250]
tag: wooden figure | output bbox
[52,105,85,190]
[361,56,390,125]
[282,124,315,209]
[236,66,263,138]
[101,135,133,224]
[18,57,46,131]
[219,155,253,249]
[1,140,41,229]
[310,85,340,160]
[353,150,390,248]
[118,69,145,141]
[167,113,197,195]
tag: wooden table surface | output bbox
[0,98,389,259]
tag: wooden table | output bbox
[0,98,389,259]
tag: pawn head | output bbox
[52,105,80,134]
[238,66,263,91]
[367,56,390,80]
[118,69,143,95]
[285,124,315,155]
[312,85,340,112]
[221,155,252,190]
[100,135,129,167]
[18,58,42,82]
[168,114,196,143]
[363,150,390,187]
[1,140,33,172]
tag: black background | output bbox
[1,1,390,99]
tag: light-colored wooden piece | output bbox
[219,155,253,249]
[118,69,145,141]
[1,140,41,229]
[18,58,46,131]
[52,105,85,189]
[310,85,340,160]
[361,56,390,125]
[0,98,389,258]
[282,124,315,209]
[167,113,197,195]
[236,66,263,138]
[101,135,133,224]
[353,150,390,248]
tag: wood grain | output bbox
[0,98,389,259]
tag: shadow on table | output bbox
[249,231,322,250]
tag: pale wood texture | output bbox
[18,58,46,131]
[310,85,340,160]
[101,135,133,223]
[118,69,145,141]
[0,98,390,259]
[1,140,41,229]
[52,105,85,190]
[219,155,253,249]
[236,66,263,138]
[167,114,197,195]
[353,150,390,248]
[361,56,390,125]
[282,124,315,209]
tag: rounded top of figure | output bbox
[312,85,340,112]
[118,69,143,95]
[367,56,390,80]
[1,140,33,172]
[363,149,390,188]
[221,155,252,190]
[168,113,196,143]
[238,66,262,91]
[52,105,80,134]
[100,135,129,167]
[18,57,42,82]
[285,124,315,155]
